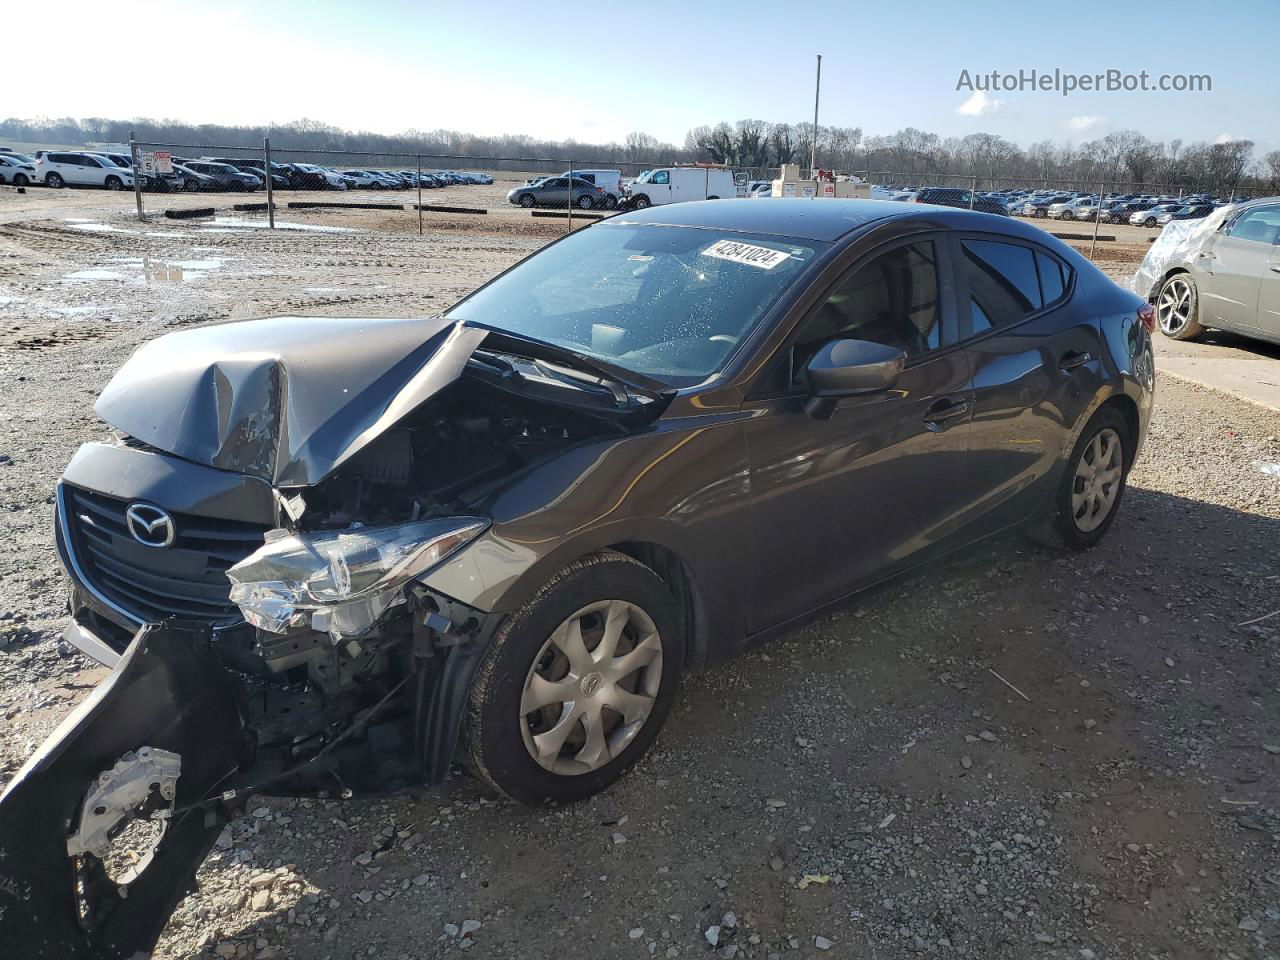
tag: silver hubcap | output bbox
[1157,279,1192,334]
[520,600,662,776]
[1072,428,1123,532]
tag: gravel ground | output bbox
[1,190,1278,960]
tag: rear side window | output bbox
[961,239,1042,333]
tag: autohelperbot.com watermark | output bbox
[956,68,1212,96]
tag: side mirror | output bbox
[804,339,907,418]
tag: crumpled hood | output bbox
[95,315,488,487]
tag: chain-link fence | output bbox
[104,133,1270,265]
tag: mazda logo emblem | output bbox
[125,503,175,548]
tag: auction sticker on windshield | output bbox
[701,239,791,270]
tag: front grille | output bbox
[62,484,268,625]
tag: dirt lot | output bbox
[1,186,1278,960]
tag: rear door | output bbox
[953,235,1104,533]
[1203,204,1280,332]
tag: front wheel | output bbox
[631,194,651,209]
[518,193,535,208]
[1143,217,1157,227]
[465,551,683,805]
[1156,273,1204,340]
[1061,209,1074,221]
[1038,406,1131,550]
[576,194,595,209]
[104,176,123,191]
[184,179,200,192]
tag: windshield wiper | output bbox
[462,322,674,402]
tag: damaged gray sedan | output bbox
[0,199,1154,957]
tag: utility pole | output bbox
[810,55,822,176]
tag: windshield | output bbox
[446,224,824,387]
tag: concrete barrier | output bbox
[287,201,404,211]
[531,210,605,221]
[233,202,277,212]
[1050,232,1115,241]
[163,207,215,220]
[414,204,487,215]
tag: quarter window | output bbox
[796,240,942,366]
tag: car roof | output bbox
[610,198,920,242]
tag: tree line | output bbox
[2,115,1275,193]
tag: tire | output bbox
[707,195,720,200]
[184,179,200,192]
[1155,273,1205,340]
[1061,209,1074,221]
[632,194,651,209]
[518,193,535,208]
[1037,406,1131,551]
[577,194,595,210]
[46,173,65,189]
[104,176,122,191]
[603,194,618,210]
[1143,217,1157,227]
[464,551,683,805]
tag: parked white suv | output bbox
[36,152,136,190]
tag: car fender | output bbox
[417,416,754,667]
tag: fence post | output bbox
[264,137,275,229]
[567,158,573,233]
[417,154,423,236]
[1089,181,1104,261]
[969,175,977,210]
[129,130,144,222]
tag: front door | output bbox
[742,236,975,633]
[1209,203,1280,336]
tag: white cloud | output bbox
[1060,116,1104,134]
[956,90,1003,117]
[1214,132,1235,144]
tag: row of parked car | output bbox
[0,149,493,193]
[866,183,1250,227]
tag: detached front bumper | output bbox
[0,622,243,960]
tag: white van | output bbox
[561,169,622,208]
[624,167,735,208]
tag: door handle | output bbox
[923,398,970,430]
[1059,351,1093,372]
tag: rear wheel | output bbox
[46,173,65,189]
[603,194,618,210]
[465,551,683,805]
[1037,406,1131,551]
[1155,274,1204,340]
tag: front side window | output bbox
[961,239,1043,333]
[795,240,942,365]
[1226,206,1280,244]
[447,224,823,386]
[652,170,670,185]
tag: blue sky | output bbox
[17,0,1278,153]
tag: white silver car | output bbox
[35,151,135,190]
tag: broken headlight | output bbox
[227,518,487,640]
